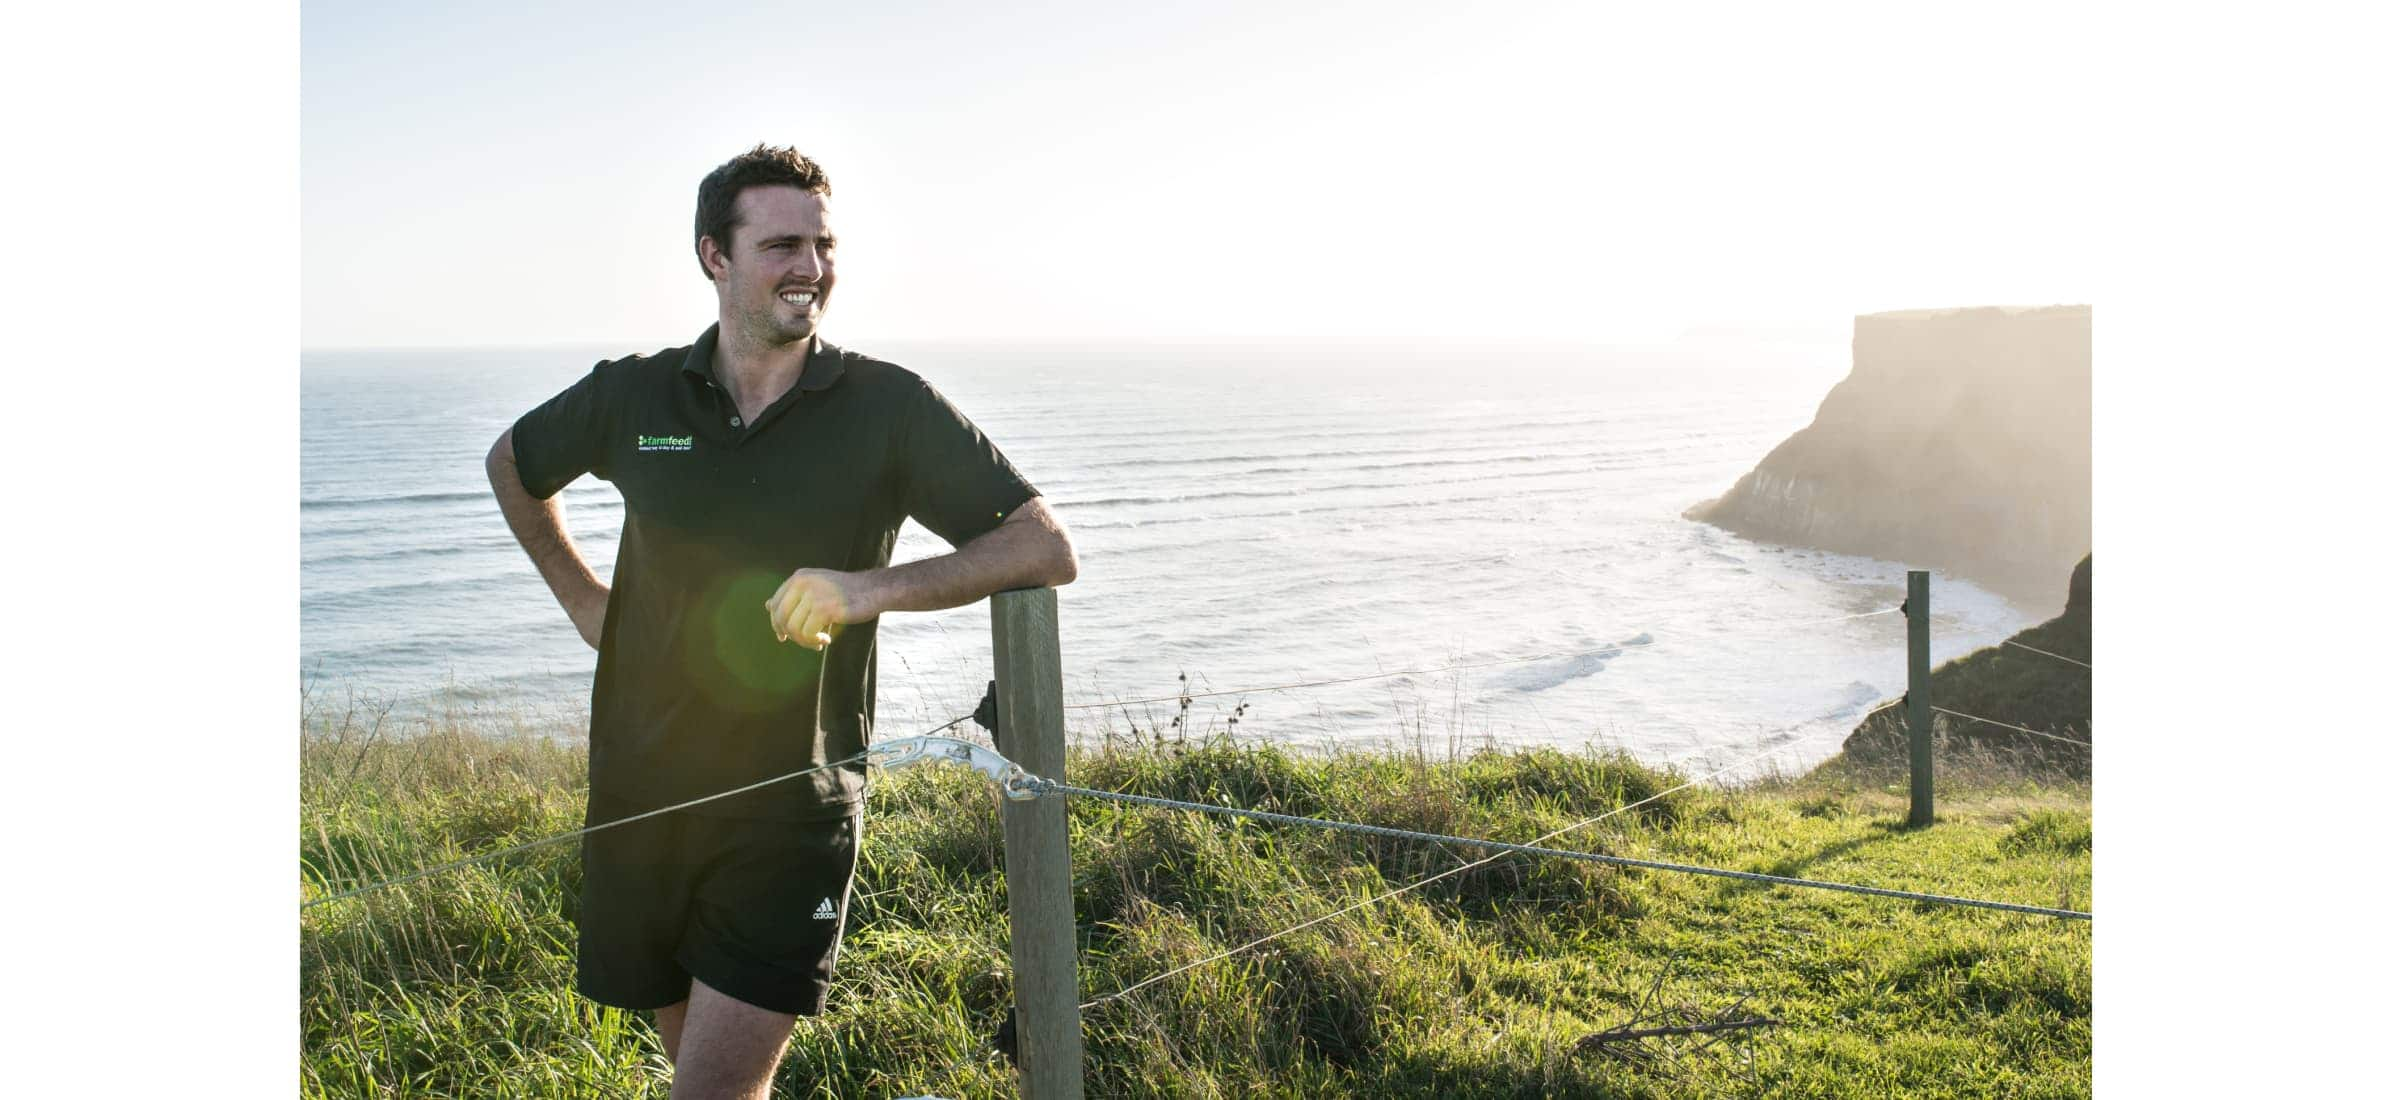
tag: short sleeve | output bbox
[510,362,617,500]
[898,379,1039,547]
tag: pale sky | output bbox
[303,0,2098,351]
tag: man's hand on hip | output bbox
[765,569,879,651]
[567,584,611,650]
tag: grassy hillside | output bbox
[300,705,2090,1098]
[1822,556,2092,782]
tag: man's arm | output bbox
[487,428,611,649]
[765,497,1076,648]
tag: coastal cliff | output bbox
[1685,305,2091,618]
[1822,554,2092,781]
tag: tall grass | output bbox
[301,692,2090,1098]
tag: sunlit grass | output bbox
[300,691,2089,1098]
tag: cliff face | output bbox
[1825,554,2092,781]
[1686,305,2091,617]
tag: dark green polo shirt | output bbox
[510,324,1038,820]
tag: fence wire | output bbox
[1040,778,2087,919]
[2002,639,2091,670]
[1931,706,2092,748]
[301,713,975,911]
[1074,727,1857,1012]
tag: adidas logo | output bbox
[812,898,838,921]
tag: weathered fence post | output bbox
[991,587,1085,1099]
[1906,569,1934,828]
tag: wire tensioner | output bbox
[869,736,1041,801]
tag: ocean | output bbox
[300,337,2034,778]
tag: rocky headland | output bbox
[1686,305,2091,618]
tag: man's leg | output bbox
[653,999,689,1064]
[582,798,702,1060]
[667,977,799,1100]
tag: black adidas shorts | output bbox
[576,797,861,1017]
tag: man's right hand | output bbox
[566,585,611,650]
[488,428,613,653]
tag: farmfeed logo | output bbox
[636,434,694,452]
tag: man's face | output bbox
[709,185,836,348]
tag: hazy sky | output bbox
[303,1,2097,350]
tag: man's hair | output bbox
[694,144,832,281]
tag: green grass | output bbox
[300,701,2090,1098]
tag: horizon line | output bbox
[301,329,1858,357]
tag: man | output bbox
[484,144,1077,1100]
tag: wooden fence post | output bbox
[991,587,1085,1099]
[1907,569,1934,828]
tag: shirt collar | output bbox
[679,323,848,392]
